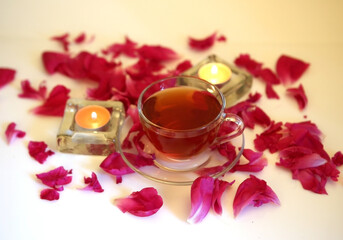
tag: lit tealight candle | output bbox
[198,62,232,85]
[75,105,111,130]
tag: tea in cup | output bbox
[137,76,244,169]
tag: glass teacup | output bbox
[137,76,244,170]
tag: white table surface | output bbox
[1,0,343,239]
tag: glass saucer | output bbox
[116,126,245,186]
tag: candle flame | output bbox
[211,65,218,74]
[91,111,97,120]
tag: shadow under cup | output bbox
[137,76,244,170]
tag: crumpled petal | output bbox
[188,176,234,223]
[18,80,47,100]
[254,121,284,153]
[100,152,154,181]
[231,149,268,172]
[32,85,70,116]
[287,84,308,110]
[0,68,16,89]
[81,172,104,193]
[233,175,280,217]
[28,141,54,164]
[36,166,72,191]
[188,32,217,51]
[40,188,60,201]
[226,99,271,129]
[276,55,310,84]
[5,122,26,144]
[115,187,163,217]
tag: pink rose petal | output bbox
[231,149,268,173]
[287,84,308,110]
[5,122,26,144]
[100,152,154,181]
[81,172,104,193]
[276,55,310,84]
[188,32,217,51]
[233,175,280,218]
[188,176,234,223]
[18,80,47,100]
[188,176,215,223]
[32,85,70,116]
[36,166,72,191]
[40,188,60,201]
[28,141,54,164]
[115,187,163,217]
[0,68,16,89]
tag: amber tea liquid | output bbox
[141,86,222,159]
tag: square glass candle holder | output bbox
[182,54,253,106]
[57,99,125,155]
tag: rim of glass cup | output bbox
[137,76,227,133]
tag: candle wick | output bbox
[91,111,97,120]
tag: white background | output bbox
[0,0,343,239]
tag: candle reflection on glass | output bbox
[198,62,232,85]
[75,105,111,130]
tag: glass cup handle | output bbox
[214,113,244,145]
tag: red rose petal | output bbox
[36,166,72,191]
[18,80,47,100]
[5,122,26,144]
[51,33,70,52]
[287,84,308,110]
[28,141,54,164]
[259,68,281,85]
[265,83,280,99]
[81,172,104,193]
[332,151,343,166]
[233,175,280,217]
[74,32,86,44]
[276,55,310,84]
[40,188,60,201]
[172,60,192,75]
[188,32,217,51]
[226,100,271,129]
[136,45,179,62]
[234,54,263,77]
[103,36,138,58]
[0,68,16,89]
[42,51,70,74]
[32,85,70,116]
[115,187,163,217]
[212,179,234,215]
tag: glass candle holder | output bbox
[57,99,125,155]
[182,54,253,106]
